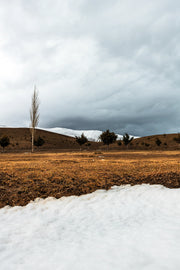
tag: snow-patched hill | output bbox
[0,184,180,270]
[41,127,124,141]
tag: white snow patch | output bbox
[43,127,106,141]
[0,184,180,270]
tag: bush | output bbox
[76,133,88,148]
[34,136,45,147]
[117,140,122,146]
[155,138,162,146]
[173,134,180,144]
[0,135,10,152]
[86,142,91,147]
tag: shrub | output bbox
[155,138,162,146]
[117,140,122,146]
[0,135,10,152]
[173,134,180,144]
[34,136,45,147]
[76,133,88,149]
[86,142,91,147]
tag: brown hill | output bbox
[0,128,98,152]
[0,128,179,152]
[108,133,180,151]
[131,133,180,150]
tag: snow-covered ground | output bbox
[0,184,180,270]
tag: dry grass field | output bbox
[0,150,180,208]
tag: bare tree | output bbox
[30,86,40,153]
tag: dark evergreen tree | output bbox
[100,130,117,149]
[123,133,133,148]
[0,135,10,152]
[75,133,88,149]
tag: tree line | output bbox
[75,130,134,149]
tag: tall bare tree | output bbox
[30,86,39,153]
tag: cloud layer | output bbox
[0,0,180,135]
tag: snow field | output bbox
[0,184,180,270]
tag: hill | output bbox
[0,128,97,152]
[0,128,179,151]
[100,133,180,151]
[126,133,180,151]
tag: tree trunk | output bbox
[31,128,34,153]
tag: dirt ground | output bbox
[0,150,180,208]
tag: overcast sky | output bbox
[0,0,180,136]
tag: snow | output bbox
[40,127,124,141]
[0,184,180,270]
[42,127,106,141]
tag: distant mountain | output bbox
[41,127,124,142]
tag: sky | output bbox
[0,0,180,136]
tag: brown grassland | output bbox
[0,150,180,208]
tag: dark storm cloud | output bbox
[51,108,179,137]
[0,0,179,135]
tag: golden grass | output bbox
[0,151,180,207]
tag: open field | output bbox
[0,151,180,208]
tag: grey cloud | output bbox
[0,0,179,135]
[48,109,179,136]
